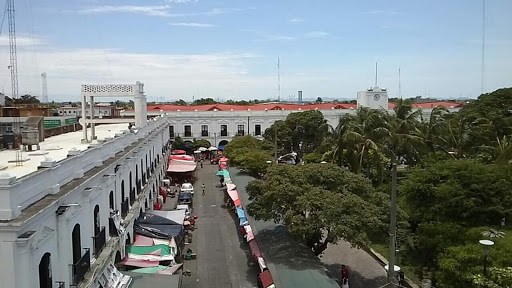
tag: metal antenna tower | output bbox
[7,0,18,99]
[481,0,486,95]
[398,68,402,99]
[41,73,48,103]
[277,57,281,102]
[375,62,378,87]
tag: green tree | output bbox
[302,152,323,164]
[472,267,512,288]
[315,97,323,103]
[285,110,328,159]
[172,136,186,150]
[246,163,385,255]
[192,98,217,105]
[172,99,187,106]
[400,160,512,226]
[223,135,268,165]
[193,139,211,150]
[263,120,293,155]
[237,150,273,178]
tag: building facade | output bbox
[121,101,463,149]
[58,105,121,118]
[0,115,170,288]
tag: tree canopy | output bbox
[246,163,387,255]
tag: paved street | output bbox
[231,168,388,288]
[179,163,259,288]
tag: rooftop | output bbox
[141,101,464,113]
[0,123,128,179]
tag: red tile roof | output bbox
[142,101,463,112]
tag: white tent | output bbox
[198,147,208,152]
[208,146,218,151]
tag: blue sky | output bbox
[0,0,511,102]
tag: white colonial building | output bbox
[120,89,462,149]
[0,83,170,288]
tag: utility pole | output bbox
[481,0,486,95]
[247,116,250,135]
[274,122,278,162]
[7,0,18,100]
[388,163,398,284]
[278,57,281,102]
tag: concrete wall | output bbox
[0,115,171,288]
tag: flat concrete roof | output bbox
[0,123,128,179]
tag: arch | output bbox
[109,191,114,210]
[141,159,144,185]
[71,224,81,265]
[114,250,121,264]
[93,205,100,235]
[139,208,143,215]
[126,233,131,246]
[145,200,148,209]
[38,252,52,288]
[218,140,229,151]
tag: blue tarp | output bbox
[218,145,225,151]
[236,207,248,226]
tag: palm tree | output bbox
[419,106,450,153]
[325,115,353,167]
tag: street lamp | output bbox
[479,239,494,276]
[214,132,217,147]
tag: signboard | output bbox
[65,118,77,125]
[43,119,61,129]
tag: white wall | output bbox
[0,116,171,288]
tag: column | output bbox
[81,95,88,142]
[90,96,96,140]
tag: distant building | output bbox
[357,86,389,109]
[58,104,121,118]
[0,104,51,117]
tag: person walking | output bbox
[201,183,206,196]
[200,159,203,168]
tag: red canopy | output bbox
[259,270,274,288]
[167,160,197,172]
[248,239,262,259]
[170,155,194,161]
[171,150,186,155]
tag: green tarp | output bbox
[126,244,172,256]
[131,266,169,274]
[216,170,230,178]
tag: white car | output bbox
[181,183,194,195]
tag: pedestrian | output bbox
[201,183,206,195]
[341,265,349,285]
[200,159,203,168]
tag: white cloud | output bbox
[166,0,199,3]
[303,31,329,38]
[288,18,304,23]
[0,47,268,101]
[256,31,329,41]
[77,5,172,16]
[170,22,216,27]
[76,6,252,17]
[0,35,45,46]
[361,9,399,15]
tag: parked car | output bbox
[178,192,193,206]
[181,182,194,195]
[176,204,193,216]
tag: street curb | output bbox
[366,248,420,288]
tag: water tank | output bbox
[21,128,40,145]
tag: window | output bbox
[169,125,174,138]
[237,125,245,136]
[201,125,209,137]
[184,125,192,137]
[255,125,262,136]
[220,125,228,136]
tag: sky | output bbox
[0,0,511,102]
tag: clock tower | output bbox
[357,86,389,110]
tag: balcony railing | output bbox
[201,131,209,137]
[109,217,118,237]
[184,131,192,137]
[93,227,106,256]
[71,249,90,286]
[220,131,228,137]
[170,132,175,138]
[121,199,129,218]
